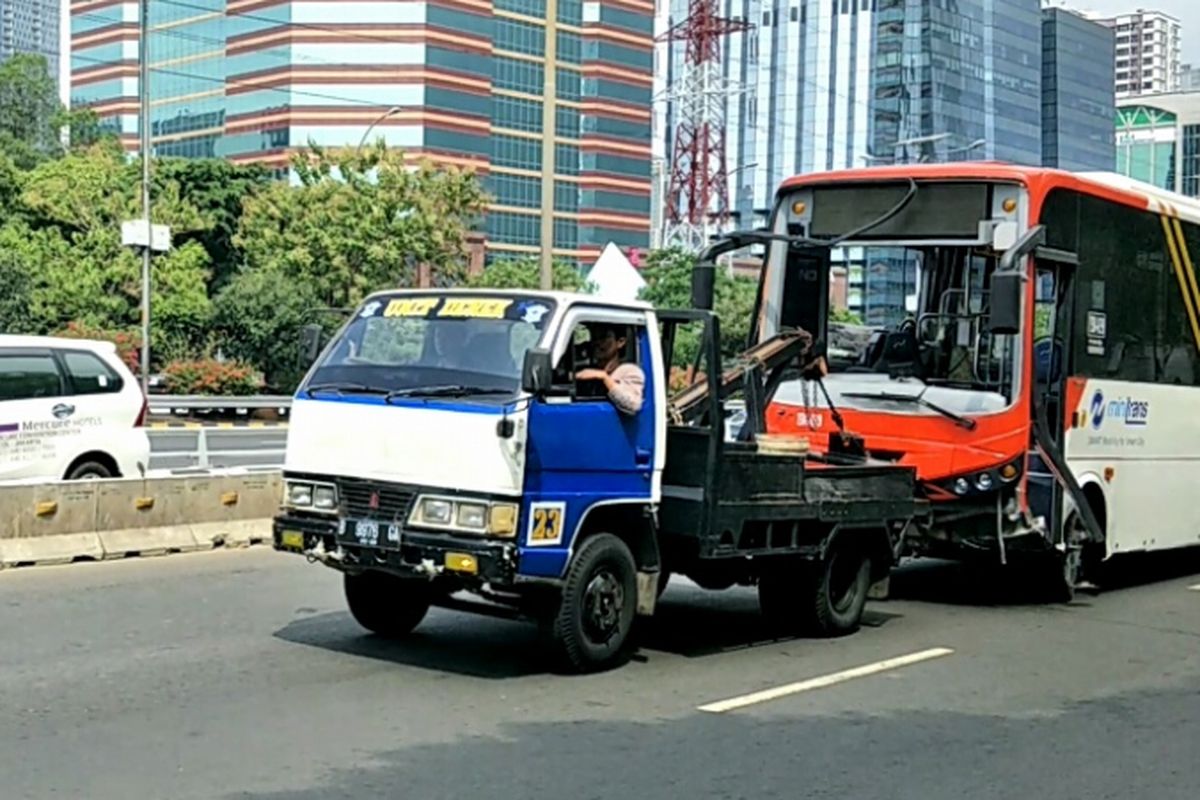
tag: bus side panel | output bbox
[1064,378,1200,555]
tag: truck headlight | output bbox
[287,482,313,507]
[408,495,518,537]
[285,479,337,514]
[457,503,487,530]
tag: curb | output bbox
[0,519,274,569]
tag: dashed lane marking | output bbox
[1188,584,1200,592]
[697,647,956,714]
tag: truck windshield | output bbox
[304,293,557,400]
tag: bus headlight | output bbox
[409,495,518,537]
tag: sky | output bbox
[1052,1,1200,64]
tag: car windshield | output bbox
[304,293,556,400]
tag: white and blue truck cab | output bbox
[274,286,924,671]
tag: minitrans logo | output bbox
[1089,390,1105,430]
[1088,389,1149,430]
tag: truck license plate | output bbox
[340,519,401,548]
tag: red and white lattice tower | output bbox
[657,0,751,252]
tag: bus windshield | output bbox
[303,293,557,401]
[767,180,1023,416]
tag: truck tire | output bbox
[344,571,431,638]
[759,543,872,636]
[545,533,637,673]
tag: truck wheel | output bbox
[759,545,872,636]
[344,571,431,638]
[546,533,637,672]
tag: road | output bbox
[1,549,1199,800]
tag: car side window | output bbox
[551,318,644,403]
[0,353,64,401]
[62,351,124,395]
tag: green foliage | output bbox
[639,247,759,366]
[236,141,489,309]
[154,158,272,292]
[212,267,327,393]
[162,357,260,395]
[0,55,117,168]
[831,306,864,325]
[466,256,594,292]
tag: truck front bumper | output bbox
[272,514,520,585]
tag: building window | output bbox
[487,211,541,246]
[555,143,580,175]
[493,134,542,170]
[495,96,544,133]
[495,18,545,57]
[494,56,545,95]
[554,181,578,212]
[490,174,543,208]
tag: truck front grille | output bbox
[336,478,416,522]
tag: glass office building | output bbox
[871,0,1042,166]
[70,0,654,263]
[1115,94,1200,197]
[1041,7,1116,171]
[1,0,59,91]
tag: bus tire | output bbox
[344,571,431,638]
[545,533,637,673]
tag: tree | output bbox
[0,54,62,168]
[154,158,273,292]
[12,143,215,365]
[466,256,594,292]
[212,267,328,393]
[639,247,759,366]
[235,141,489,310]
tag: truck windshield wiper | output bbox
[385,385,510,402]
[840,390,977,430]
[304,382,389,398]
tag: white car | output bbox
[0,335,151,482]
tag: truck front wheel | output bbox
[545,533,638,672]
[759,543,872,636]
[344,570,432,638]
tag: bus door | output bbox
[1028,248,1079,545]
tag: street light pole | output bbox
[358,106,403,152]
[138,0,151,397]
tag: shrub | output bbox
[57,320,141,373]
[162,358,260,395]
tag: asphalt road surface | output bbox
[2,548,1199,800]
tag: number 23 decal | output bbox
[527,502,566,546]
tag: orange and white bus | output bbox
[743,163,1200,599]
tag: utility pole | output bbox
[138,0,151,397]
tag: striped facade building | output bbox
[69,0,654,263]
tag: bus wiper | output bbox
[840,390,977,431]
[304,382,389,398]
[385,385,509,402]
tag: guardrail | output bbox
[148,394,293,412]
[147,425,288,471]
[0,470,282,569]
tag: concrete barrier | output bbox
[0,471,282,569]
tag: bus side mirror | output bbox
[299,324,323,364]
[522,348,553,395]
[988,271,1023,335]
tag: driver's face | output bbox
[590,329,622,363]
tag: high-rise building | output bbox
[1181,64,1200,92]
[871,0,1044,167]
[1042,6,1116,171]
[1115,93,1200,196]
[70,0,654,264]
[1084,8,1181,98]
[1,0,60,91]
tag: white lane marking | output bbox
[1188,583,1200,592]
[697,647,955,714]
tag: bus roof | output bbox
[776,162,1200,227]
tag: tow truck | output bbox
[272,242,925,671]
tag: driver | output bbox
[575,323,645,415]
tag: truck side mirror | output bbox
[988,271,1023,335]
[521,348,553,395]
[299,324,323,365]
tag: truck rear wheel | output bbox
[759,543,872,636]
[344,571,432,638]
[545,533,637,673]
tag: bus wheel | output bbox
[546,533,638,673]
[344,571,432,637]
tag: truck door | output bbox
[519,308,659,577]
